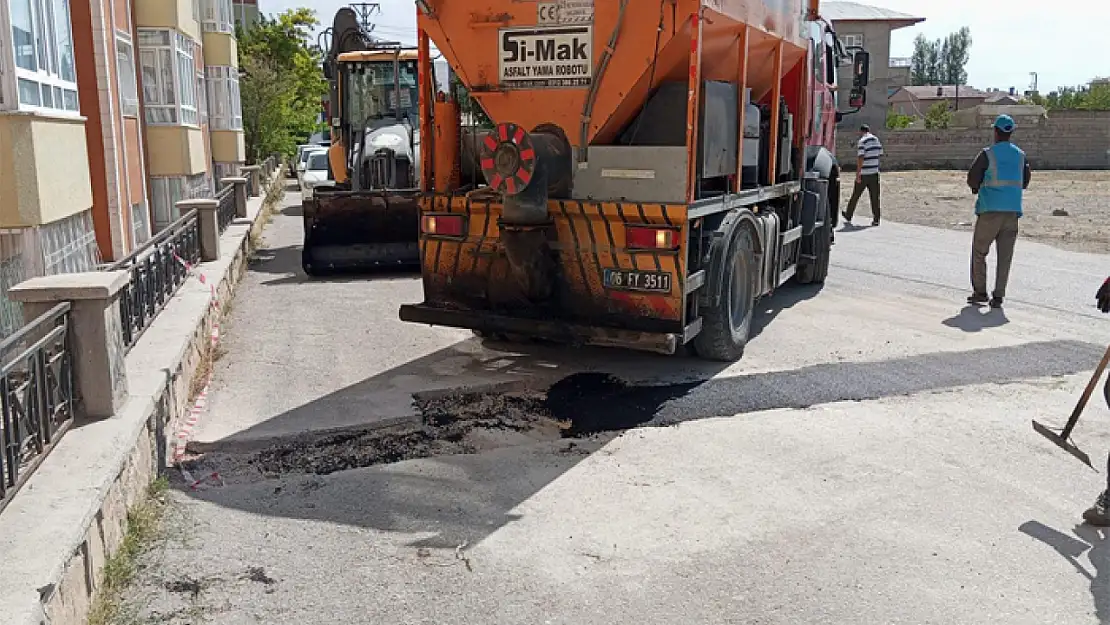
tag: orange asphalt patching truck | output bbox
[399,0,870,361]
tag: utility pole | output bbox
[349,2,380,35]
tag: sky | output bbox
[269,0,1102,94]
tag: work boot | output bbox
[1084,491,1110,526]
[871,220,880,227]
[967,293,989,305]
[990,296,1003,309]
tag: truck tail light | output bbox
[421,214,465,237]
[625,225,678,250]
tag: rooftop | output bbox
[823,2,926,28]
[896,86,990,100]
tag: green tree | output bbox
[939,28,972,85]
[886,109,914,129]
[237,7,328,162]
[911,28,972,87]
[924,101,953,129]
[1040,83,1110,111]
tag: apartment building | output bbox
[135,0,245,233]
[231,0,258,31]
[0,0,102,334]
[72,0,153,262]
[0,0,244,336]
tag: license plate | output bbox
[603,269,672,293]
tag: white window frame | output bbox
[842,34,864,50]
[1,0,80,115]
[202,0,233,33]
[115,32,139,117]
[137,28,198,127]
[205,65,241,131]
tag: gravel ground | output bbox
[848,170,1110,255]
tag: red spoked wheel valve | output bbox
[479,122,537,195]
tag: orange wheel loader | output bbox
[399,0,871,361]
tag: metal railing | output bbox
[106,210,201,351]
[216,183,236,232]
[0,302,73,513]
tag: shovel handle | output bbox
[1061,342,1110,440]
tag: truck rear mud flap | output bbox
[304,190,421,272]
[399,304,680,356]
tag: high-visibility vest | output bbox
[976,141,1026,216]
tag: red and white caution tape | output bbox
[170,254,223,470]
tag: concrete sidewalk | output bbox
[0,176,290,625]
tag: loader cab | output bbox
[334,50,422,189]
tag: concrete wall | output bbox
[0,113,94,227]
[836,111,1110,171]
[831,19,894,134]
[146,125,208,176]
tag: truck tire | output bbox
[795,183,833,285]
[693,225,757,362]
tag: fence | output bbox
[106,210,202,351]
[217,183,236,232]
[0,303,74,512]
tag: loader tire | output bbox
[302,249,322,277]
[693,225,757,362]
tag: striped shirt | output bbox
[857,132,884,175]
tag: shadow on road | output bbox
[180,335,1106,550]
[942,305,1010,332]
[248,243,420,286]
[1020,520,1110,621]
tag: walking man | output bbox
[1081,277,1110,526]
[842,124,883,227]
[965,114,1032,309]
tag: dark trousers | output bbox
[845,173,881,223]
[1105,373,1110,490]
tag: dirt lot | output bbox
[846,170,1110,255]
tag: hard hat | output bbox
[993,114,1016,132]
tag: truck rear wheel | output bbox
[693,225,757,362]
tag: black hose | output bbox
[627,0,666,145]
[578,0,629,162]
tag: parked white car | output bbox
[300,150,333,202]
[296,147,327,190]
[290,144,315,178]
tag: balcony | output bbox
[210,129,245,163]
[202,31,239,68]
[145,126,208,176]
[135,0,201,41]
[0,113,93,227]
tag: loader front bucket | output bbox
[302,188,421,274]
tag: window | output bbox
[149,173,209,232]
[116,34,139,117]
[137,28,198,126]
[202,0,233,33]
[5,0,79,113]
[842,34,864,51]
[197,71,207,124]
[205,65,242,130]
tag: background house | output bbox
[823,1,925,133]
[888,85,990,117]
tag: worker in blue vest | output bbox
[1082,277,1110,525]
[965,114,1032,309]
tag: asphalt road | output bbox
[126,183,1110,624]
